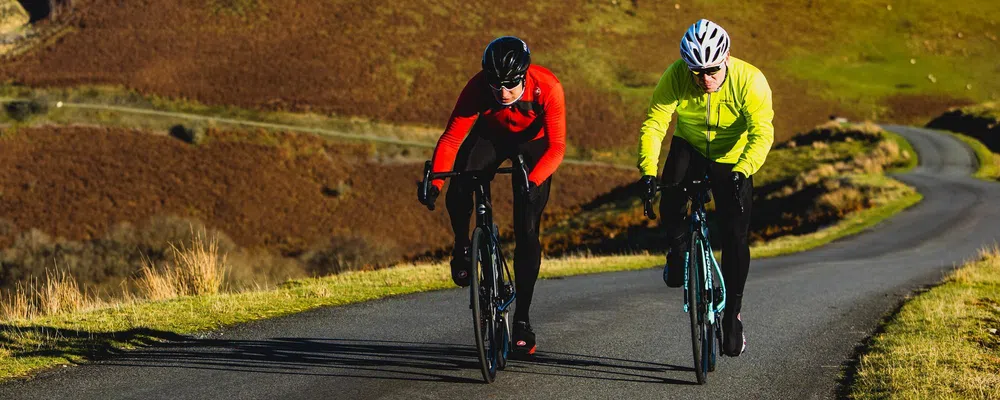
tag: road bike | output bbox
[419,156,529,383]
[643,178,727,384]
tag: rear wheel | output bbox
[688,232,706,385]
[705,294,717,372]
[470,227,497,383]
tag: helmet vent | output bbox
[679,19,731,69]
[482,36,531,83]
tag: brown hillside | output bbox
[0,0,861,150]
[0,125,634,257]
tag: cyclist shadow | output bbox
[101,337,485,384]
[512,350,698,385]
[100,336,695,385]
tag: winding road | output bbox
[2,126,998,399]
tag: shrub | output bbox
[4,99,48,122]
[1,268,99,321]
[776,121,882,149]
[209,0,262,16]
[0,218,17,238]
[0,216,237,295]
[0,0,30,32]
[168,124,204,144]
[816,185,866,214]
[105,215,239,259]
[136,230,230,299]
[227,248,307,290]
[300,233,399,276]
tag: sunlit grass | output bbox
[777,0,999,117]
[0,0,28,34]
[849,246,1000,399]
[944,131,1000,182]
[882,130,919,173]
[957,102,1000,120]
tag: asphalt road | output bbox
[2,126,997,399]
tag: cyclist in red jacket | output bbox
[418,36,566,355]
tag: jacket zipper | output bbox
[705,92,712,159]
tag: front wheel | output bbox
[496,309,510,371]
[492,231,514,371]
[470,227,498,383]
[707,274,722,372]
[688,231,707,385]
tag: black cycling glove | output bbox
[526,181,542,204]
[639,175,657,200]
[419,183,440,211]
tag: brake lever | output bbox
[419,160,433,208]
[643,199,657,220]
[515,154,530,196]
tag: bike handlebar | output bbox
[418,155,530,208]
[641,179,714,220]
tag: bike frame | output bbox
[683,185,727,320]
[470,179,516,316]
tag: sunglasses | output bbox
[488,78,523,91]
[690,65,723,77]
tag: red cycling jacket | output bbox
[430,65,566,189]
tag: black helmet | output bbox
[482,36,531,88]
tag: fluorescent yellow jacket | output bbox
[637,56,774,177]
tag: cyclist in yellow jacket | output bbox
[637,19,774,357]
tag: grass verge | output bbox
[847,246,1000,399]
[943,131,1000,181]
[0,175,920,381]
[882,130,919,174]
[0,253,656,380]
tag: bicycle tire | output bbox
[708,255,722,372]
[470,227,497,383]
[496,310,509,371]
[705,286,717,372]
[493,237,511,371]
[688,231,706,385]
[703,236,718,373]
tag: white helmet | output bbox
[680,19,731,69]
